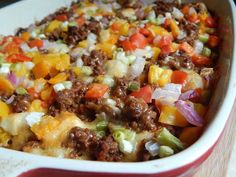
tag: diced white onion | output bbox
[145,141,160,157]
[42,40,69,54]
[119,140,134,154]
[25,112,44,127]
[0,63,11,74]
[63,81,73,90]
[165,12,172,19]
[127,57,146,79]
[147,10,156,21]
[20,43,38,53]
[163,83,182,93]
[53,83,66,92]
[75,58,84,67]
[194,40,204,54]
[189,7,197,15]
[177,30,187,40]
[24,62,35,70]
[172,7,184,20]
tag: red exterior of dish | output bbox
[18,132,223,177]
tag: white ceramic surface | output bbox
[0,0,235,177]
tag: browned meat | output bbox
[157,51,195,70]
[11,94,32,113]
[48,81,88,117]
[117,0,142,9]
[66,25,88,45]
[95,135,123,162]
[135,8,148,21]
[67,127,99,151]
[0,92,10,102]
[123,97,148,118]
[87,19,101,35]
[153,0,176,15]
[137,140,152,161]
[82,50,108,76]
[111,77,130,99]
[176,19,199,45]
[122,97,158,131]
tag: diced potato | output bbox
[159,106,189,127]
[48,73,68,84]
[29,100,46,113]
[32,61,51,79]
[170,19,180,38]
[158,69,173,87]
[0,76,14,94]
[152,47,161,60]
[0,101,10,118]
[96,43,116,58]
[0,113,28,135]
[45,20,62,33]
[40,86,53,101]
[0,127,11,147]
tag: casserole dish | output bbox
[0,0,235,176]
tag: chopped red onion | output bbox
[152,84,182,101]
[175,100,205,127]
[179,90,198,101]
[5,95,15,104]
[7,72,17,86]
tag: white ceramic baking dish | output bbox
[0,0,235,177]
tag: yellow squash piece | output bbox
[170,19,180,38]
[159,106,189,127]
[96,43,116,58]
[0,76,14,94]
[45,20,62,33]
[29,99,46,113]
[0,101,10,118]
[32,61,51,79]
[148,65,172,87]
[152,47,161,60]
[40,86,53,101]
[48,73,68,84]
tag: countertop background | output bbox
[0,0,236,177]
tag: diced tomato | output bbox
[205,16,217,28]
[179,42,195,56]
[120,39,136,51]
[85,83,109,99]
[130,85,152,103]
[188,13,199,23]
[111,22,121,31]
[139,28,151,37]
[181,5,190,15]
[160,45,172,55]
[55,14,68,22]
[171,71,188,85]
[208,35,220,48]
[158,36,172,48]
[13,37,25,44]
[192,55,211,66]
[28,88,40,99]
[129,32,148,49]
[6,53,32,63]
[29,39,43,49]
[3,42,20,54]
[76,16,85,26]
[163,19,171,28]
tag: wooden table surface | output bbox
[194,101,236,177]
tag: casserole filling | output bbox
[0,0,219,162]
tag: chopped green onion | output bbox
[159,146,174,158]
[81,66,93,76]
[202,47,211,57]
[198,34,209,43]
[128,82,140,91]
[156,128,184,152]
[16,87,28,95]
[205,28,216,34]
[113,131,125,142]
[96,131,106,138]
[68,22,78,27]
[96,121,108,131]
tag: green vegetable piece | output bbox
[16,87,28,95]
[68,22,78,27]
[81,66,93,76]
[159,145,174,158]
[205,28,216,34]
[202,47,211,57]
[198,34,209,43]
[128,82,140,91]
[156,128,184,152]
[96,121,108,131]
